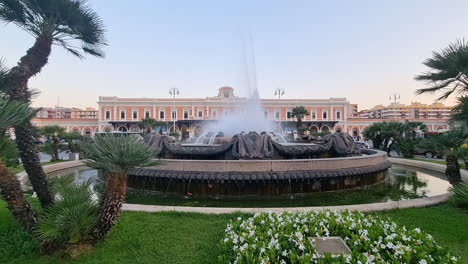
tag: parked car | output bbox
[354,141,370,149]
[414,150,443,159]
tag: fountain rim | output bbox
[154,149,386,163]
[32,159,453,213]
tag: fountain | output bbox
[128,132,391,196]
[126,36,391,197]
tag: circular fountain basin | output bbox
[45,162,450,208]
[127,150,391,196]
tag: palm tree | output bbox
[140,117,166,134]
[291,106,309,135]
[39,125,65,161]
[415,39,468,100]
[0,0,106,208]
[451,96,468,127]
[0,96,37,231]
[81,135,155,242]
[417,130,467,184]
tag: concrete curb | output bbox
[27,159,452,214]
[389,157,468,181]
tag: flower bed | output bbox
[219,211,458,264]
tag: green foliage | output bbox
[450,183,468,210]
[451,96,468,127]
[0,96,34,129]
[291,106,309,119]
[38,125,65,138]
[0,228,39,263]
[81,134,156,175]
[0,136,19,167]
[417,129,467,156]
[415,39,468,101]
[0,0,106,59]
[1,202,468,264]
[60,131,84,153]
[220,210,458,263]
[169,132,180,138]
[141,117,166,133]
[396,138,419,158]
[363,121,425,151]
[36,175,98,244]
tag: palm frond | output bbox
[81,134,157,174]
[0,0,107,58]
[0,97,34,129]
[36,174,98,243]
[415,39,468,100]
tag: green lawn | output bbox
[408,158,467,170]
[1,202,467,264]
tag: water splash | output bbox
[201,33,274,138]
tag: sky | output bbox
[1,0,467,110]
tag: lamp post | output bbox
[169,87,180,134]
[274,88,285,133]
[389,92,400,120]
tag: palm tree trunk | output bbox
[446,154,462,185]
[52,136,60,161]
[91,173,127,242]
[0,161,37,231]
[5,36,54,209]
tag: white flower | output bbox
[419,260,427,264]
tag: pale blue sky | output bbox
[1,0,466,109]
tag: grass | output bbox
[1,201,467,264]
[407,158,467,170]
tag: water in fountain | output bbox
[199,33,275,140]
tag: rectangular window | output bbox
[198,110,203,118]
[323,111,327,120]
[105,110,110,120]
[145,111,150,118]
[212,110,217,119]
[159,110,165,120]
[120,110,126,120]
[275,111,280,120]
[183,110,189,119]
[132,110,138,119]
[171,110,177,120]
[287,111,292,119]
[311,110,316,120]
[336,111,341,120]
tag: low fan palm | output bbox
[415,39,468,100]
[36,175,98,247]
[0,96,37,231]
[417,130,467,184]
[82,135,156,242]
[0,0,106,209]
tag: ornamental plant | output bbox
[219,210,458,264]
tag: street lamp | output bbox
[169,87,180,134]
[274,88,285,133]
